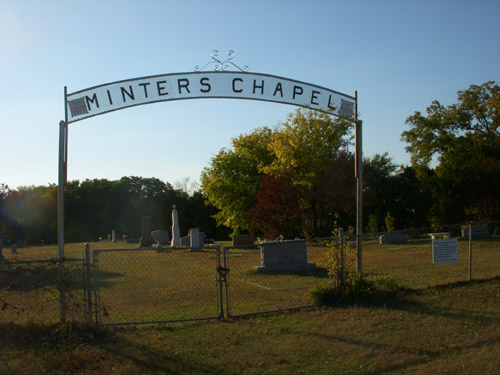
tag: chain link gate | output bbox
[91,245,224,326]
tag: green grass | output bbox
[1,277,499,374]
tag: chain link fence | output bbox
[352,222,499,289]
[0,258,89,325]
[222,239,331,318]
[1,221,498,326]
[92,247,222,326]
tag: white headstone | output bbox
[171,205,180,246]
[112,229,117,243]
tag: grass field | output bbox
[1,277,499,374]
[1,237,498,326]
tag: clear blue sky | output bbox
[1,0,499,189]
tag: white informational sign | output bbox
[432,238,458,264]
[65,71,355,123]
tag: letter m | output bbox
[85,93,99,110]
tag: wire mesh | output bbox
[0,259,87,324]
[93,248,220,326]
[223,239,335,317]
[352,223,500,289]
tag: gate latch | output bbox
[217,266,230,282]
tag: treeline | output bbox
[0,177,230,245]
[201,82,499,238]
[201,111,432,239]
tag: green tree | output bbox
[402,81,500,223]
[264,109,353,237]
[201,127,274,236]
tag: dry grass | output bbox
[1,237,498,326]
[1,277,499,374]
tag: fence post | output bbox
[211,244,225,319]
[58,259,67,324]
[85,243,92,323]
[468,222,473,281]
[339,228,345,290]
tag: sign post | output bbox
[355,91,363,274]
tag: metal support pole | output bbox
[468,222,473,281]
[58,87,68,261]
[355,91,363,275]
[57,119,67,324]
[57,120,66,260]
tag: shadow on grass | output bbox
[320,276,500,324]
[243,266,329,278]
[100,333,228,375]
[0,262,124,292]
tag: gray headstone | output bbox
[189,228,201,250]
[180,235,190,247]
[462,225,489,239]
[151,230,170,245]
[493,226,500,236]
[232,234,255,247]
[139,215,154,247]
[379,232,408,244]
[256,240,315,273]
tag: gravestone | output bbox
[139,216,154,247]
[171,205,181,246]
[461,225,489,239]
[180,235,190,247]
[189,228,201,250]
[112,229,117,243]
[256,240,315,273]
[151,230,170,245]
[11,244,18,254]
[232,234,254,247]
[379,232,408,244]
[493,226,500,236]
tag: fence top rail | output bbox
[2,258,83,265]
[224,236,338,251]
[92,246,218,255]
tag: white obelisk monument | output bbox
[171,205,180,246]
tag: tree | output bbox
[402,81,500,223]
[264,109,353,237]
[248,174,302,239]
[202,109,354,237]
[201,127,274,236]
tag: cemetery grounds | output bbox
[1,236,499,374]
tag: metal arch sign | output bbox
[58,54,361,263]
[65,71,355,123]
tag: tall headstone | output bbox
[112,229,117,243]
[171,205,181,246]
[139,216,154,247]
[189,228,201,250]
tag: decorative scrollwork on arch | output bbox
[195,50,249,72]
